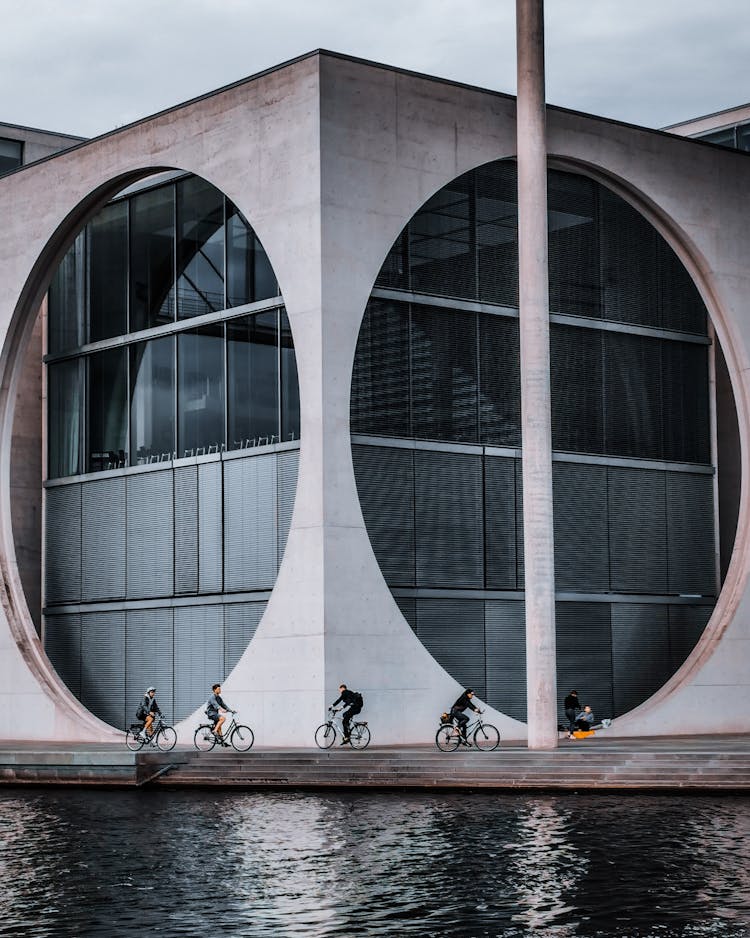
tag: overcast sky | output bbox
[1,0,748,138]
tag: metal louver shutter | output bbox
[350,298,410,437]
[198,462,223,594]
[374,228,409,290]
[224,601,266,675]
[126,608,174,723]
[415,450,483,588]
[410,173,476,300]
[608,468,668,593]
[224,455,277,592]
[611,603,669,717]
[556,602,613,722]
[484,456,517,590]
[478,314,521,447]
[82,478,126,601]
[416,598,486,698]
[657,238,707,335]
[668,604,712,671]
[485,600,526,721]
[515,459,525,586]
[604,331,663,460]
[126,471,174,599]
[81,611,125,729]
[174,467,198,594]
[352,445,415,587]
[476,160,518,307]
[547,170,600,319]
[44,613,81,698]
[553,462,609,592]
[174,605,224,721]
[661,342,711,465]
[45,484,81,605]
[411,305,479,443]
[666,473,717,596]
[550,323,604,454]
[394,596,416,632]
[277,450,299,569]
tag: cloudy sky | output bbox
[1,0,748,138]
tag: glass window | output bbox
[177,176,224,319]
[130,336,175,465]
[280,310,300,442]
[226,202,277,307]
[737,124,750,152]
[700,127,737,149]
[177,325,225,455]
[227,312,279,448]
[0,137,22,176]
[88,348,128,472]
[48,360,81,478]
[48,233,85,354]
[88,201,128,342]
[130,186,175,330]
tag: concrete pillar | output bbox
[516,0,558,748]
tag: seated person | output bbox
[331,684,364,746]
[450,688,481,746]
[568,704,595,738]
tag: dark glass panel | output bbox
[547,170,600,318]
[662,342,710,464]
[0,137,22,175]
[657,239,707,335]
[738,124,750,152]
[409,174,475,300]
[604,331,663,459]
[374,229,409,290]
[48,360,81,478]
[130,186,175,330]
[411,305,478,443]
[476,161,518,306]
[350,298,410,437]
[227,311,279,448]
[550,323,604,454]
[226,202,277,307]
[130,336,175,465]
[48,233,85,354]
[600,188,660,328]
[478,314,521,446]
[280,309,300,442]
[88,201,128,342]
[176,176,224,319]
[700,127,737,148]
[88,348,127,472]
[177,325,224,455]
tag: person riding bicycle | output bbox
[206,683,232,747]
[136,686,161,739]
[450,688,481,746]
[331,684,363,746]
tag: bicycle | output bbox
[125,714,177,752]
[193,711,254,752]
[435,711,500,752]
[314,707,371,750]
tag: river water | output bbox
[1,789,749,937]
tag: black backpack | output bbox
[135,702,147,721]
[353,692,363,708]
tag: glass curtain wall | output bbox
[46,174,299,480]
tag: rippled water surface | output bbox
[2,789,750,937]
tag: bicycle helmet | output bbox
[146,686,156,693]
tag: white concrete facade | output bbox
[0,52,748,744]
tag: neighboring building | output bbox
[0,52,748,745]
[665,104,750,150]
[0,121,85,175]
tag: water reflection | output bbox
[0,790,749,937]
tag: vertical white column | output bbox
[516,0,557,749]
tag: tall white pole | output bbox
[516,0,558,749]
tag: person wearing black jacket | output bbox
[206,683,232,746]
[331,684,363,746]
[137,686,161,739]
[564,690,581,734]
[450,688,480,746]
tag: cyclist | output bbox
[206,683,232,746]
[331,684,363,746]
[450,688,481,746]
[136,686,161,739]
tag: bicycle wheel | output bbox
[435,723,460,752]
[194,724,217,752]
[350,723,371,750]
[230,724,254,752]
[156,725,177,752]
[314,722,336,749]
[125,728,145,752]
[473,722,500,751]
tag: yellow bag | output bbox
[571,729,595,739]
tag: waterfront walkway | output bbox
[2,734,750,791]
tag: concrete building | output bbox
[0,51,747,746]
